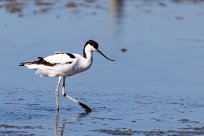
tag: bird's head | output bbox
[84,40,115,61]
[85,40,99,52]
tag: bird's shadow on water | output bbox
[54,110,91,136]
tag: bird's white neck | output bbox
[83,46,93,61]
[83,46,93,67]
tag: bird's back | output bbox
[20,52,80,77]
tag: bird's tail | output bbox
[19,62,31,66]
[19,62,26,66]
[19,61,34,67]
[19,59,48,70]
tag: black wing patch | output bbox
[65,61,72,64]
[28,57,57,67]
[66,53,76,58]
[55,52,63,54]
[55,52,76,59]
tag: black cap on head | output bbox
[86,40,99,50]
[84,40,115,61]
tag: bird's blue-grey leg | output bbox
[62,77,78,103]
[62,77,92,113]
[55,76,62,110]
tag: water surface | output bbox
[1,0,204,135]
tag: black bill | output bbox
[98,50,115,61]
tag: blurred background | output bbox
[1,0,204,135]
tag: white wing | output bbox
[44,52,76,64]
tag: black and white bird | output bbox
[19,40,114,113]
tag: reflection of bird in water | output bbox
[54,110,60,136]
[54,110,66,136]
[20,40,114,113]
[54,110,90,136]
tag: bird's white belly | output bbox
[65,64,90,77]
[35,64,73,77]
[50,62,90,77]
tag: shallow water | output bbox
[1,0,204,135]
